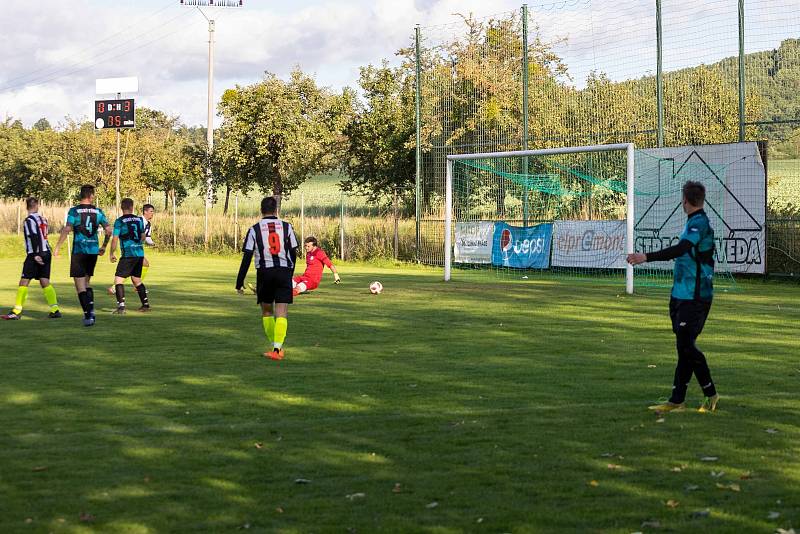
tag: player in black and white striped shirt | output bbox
[236,196,299,360]
[2,197,61,320]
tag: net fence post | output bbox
[626,143,635,295]
[393,188,399,260]
[17,201,21,235]
[300,191,305,245]
[444,158,453,281]
[234,190,239,250]
[415,24,422,263]
[340,192,345,261]
[172,191,177,251]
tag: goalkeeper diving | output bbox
[246,236,340,296]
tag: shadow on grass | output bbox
[0,257,798,532]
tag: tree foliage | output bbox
[216,68,353,203]
[340,62,415,201]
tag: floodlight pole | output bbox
[195,10,216,247]
[182,2,243,246]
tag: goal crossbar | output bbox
[444,143,636,293]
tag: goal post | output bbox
[444,143,636,294]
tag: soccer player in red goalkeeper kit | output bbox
[292,236,341,296]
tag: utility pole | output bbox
[180,0,243,246]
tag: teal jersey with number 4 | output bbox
[113,215,145,258]
[67,205,109,255]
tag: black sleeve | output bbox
[289,246,297,275]
[236,250,253,290]
[646,239,693,262]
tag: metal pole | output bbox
[116,92,121,213]
[300,191,305,244]
[234,190,239,248]
[172,191,177,250]
[656,0,664,147]
[205,19,215,246]
[522,4,530,225]
[414,24,422,262]
[393,189,399,260]
[16,202,21,235]
[738,0,746,142]
[339,193,345,261]
[626,143,635,295]
[444,159,453,281]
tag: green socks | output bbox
[274,317,288,349]
[42,285,59,312]
[13,286,28,314]
[263,316,275,345]
[141,266,149,281]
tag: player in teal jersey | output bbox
[108,198,150,314]
[53,185,111,327]
[627,181,719,413]
[106,203,154,298]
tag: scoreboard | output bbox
[95,99,135,129]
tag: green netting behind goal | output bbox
[447,147,740,290]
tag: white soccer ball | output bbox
[369,281,383,294]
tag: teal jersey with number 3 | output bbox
[113,215,145,258]
[66,205,109,255]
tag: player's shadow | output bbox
[1,264,797,532]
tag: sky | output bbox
[1,0,797,128]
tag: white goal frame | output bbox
[444,143,636,294]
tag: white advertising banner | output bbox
[635,142,766,274]
[552,220,627,269]
[454,221,494,264]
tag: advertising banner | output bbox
[552,220,627,269]
[635,142,766,274]
[491,222,553,269]
[454,221,494,264]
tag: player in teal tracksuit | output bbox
[54,185,112,327]
[109,198,150,314]
[627,180,719,413]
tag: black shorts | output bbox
[21,252,52,280]
[70,253,98,278]
[115,257,144,279]
[670,297,712,339]
[256,267,293,304]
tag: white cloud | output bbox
[1,0,798,127]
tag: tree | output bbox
[341,62,415,201]
[33,118,51,131]
[217,68,353,204]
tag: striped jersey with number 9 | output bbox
[243,216,299,269]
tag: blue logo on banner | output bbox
[491,222,553,268]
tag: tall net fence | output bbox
[416,0,800,276]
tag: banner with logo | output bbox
[454,221,494,264]
[491,222,553,269]
[635,142,766,274]
[552,220,627,269]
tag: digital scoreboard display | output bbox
[95,99,135,129]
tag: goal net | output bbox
[444,143,749,292]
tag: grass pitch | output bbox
[1,250,798,533]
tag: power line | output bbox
[0,1,177,87]
[0,7,193,93]
[0,12,197,94]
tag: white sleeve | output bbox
[243,227,256,252]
